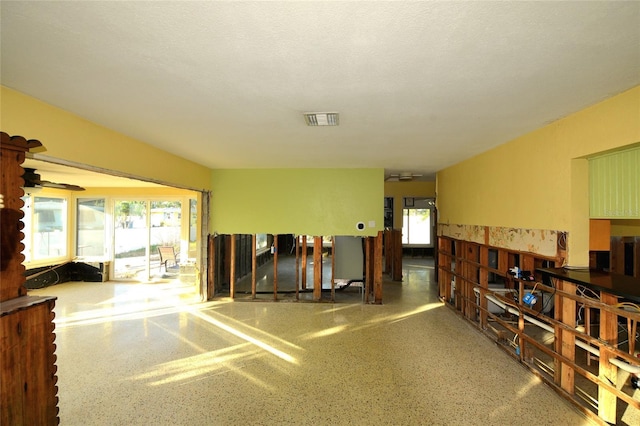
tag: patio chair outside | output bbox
[158,246,179,273]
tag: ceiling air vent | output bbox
[304,112,339,126]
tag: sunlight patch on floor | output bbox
[52,298,225,329]
[300,324,349,340]
[131,343,262,386]
[187,308,299,365]
[350,302,442,332]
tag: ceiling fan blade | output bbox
[23,168,85,191]
[41,180,85,191]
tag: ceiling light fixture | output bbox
[386,172,424,182]
[304,112,339,126]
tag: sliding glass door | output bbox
[113,200,149,280]
[402,197,435,247]
[76,198,106,257]
[150,200,182,276]
[112,199,186,281]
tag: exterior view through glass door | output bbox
[114,200,182,281]
[402,197,435,247]
[150,200,182,279]
[114,200,148,280]
[113,200,182,281]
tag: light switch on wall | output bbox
[368,220,376,228]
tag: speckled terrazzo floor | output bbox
[29,258,595,426]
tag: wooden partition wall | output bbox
[208,232,384,303]
[384,228,403,282]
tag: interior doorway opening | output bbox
[22,156,209,300]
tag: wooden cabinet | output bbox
[1,132,59,425]
[1,297,58,424]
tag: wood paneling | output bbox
[313,236,322,301]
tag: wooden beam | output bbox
[479,247,489,329]
[295,235,299,301]
[364,237,372,303]
[313,236,322,301]
[598,291,618,423]
[392,229,402,281]
[331,237,335,302]
[559,280,576,395]
[553,278,562,385]
[207,235,215,300]
[251,234,257,299]
[374,231,383,304]
[384,229,392,275]
[224,235,231,293]
[301,236,308,289]
[229,234,236,299]
[273,234,278,301]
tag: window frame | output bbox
[22,192,70,267]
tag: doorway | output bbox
[402,197,436,256]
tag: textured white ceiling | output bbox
[2,1,639,184]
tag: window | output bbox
[77,198,106,257]
[23,196,68,262]
[402,198,434,246]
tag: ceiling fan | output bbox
[385,172,423,182]
[22,168,85,191]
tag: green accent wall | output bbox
[211,169,384,236]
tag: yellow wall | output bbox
[384,181,436,229]
[1,86,211,191]
[611,220,640,237]
[437,86,640,266]
[211,169,384,236]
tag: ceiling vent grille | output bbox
[304,112,339,126]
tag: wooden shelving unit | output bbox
[437,234,640,424]
[438,236,558,323]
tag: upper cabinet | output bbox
[589,145,640,219]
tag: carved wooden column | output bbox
[1,132,59,425]
[0,133,41,299]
